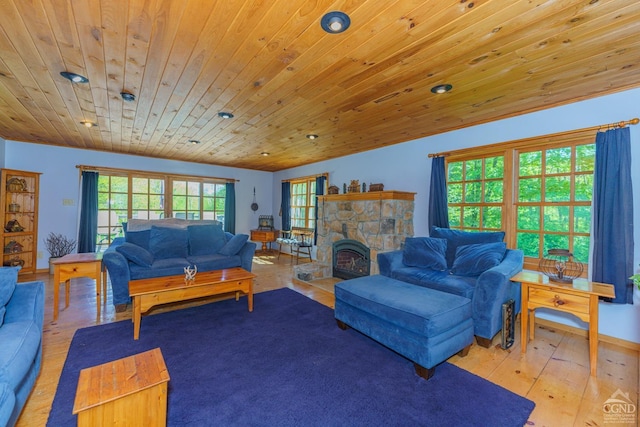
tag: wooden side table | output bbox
[51,252,105,321]
[250,228,279,252]
[73,348,170,426]
[512,270,615,376]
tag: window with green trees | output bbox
[445,134,595,269]
[290,179,316,229]
[96,171,227,251]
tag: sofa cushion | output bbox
[390,267,476,299]
[219,234,249,256]
[188,224,227,256]
[451,242,507,277]
[0,267,19,326]
[125,229,150,249]
[187,254,243,271]
[0,321,41,389]
[402,237,447,271]
[116,242,154,267]
[129,258,189,280]
[149,226,188,259]
[430,226,505,267]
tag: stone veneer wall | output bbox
[316,191,415,275]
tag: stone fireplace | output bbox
[316,190,415,276]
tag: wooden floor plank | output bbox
[14,256,639,426]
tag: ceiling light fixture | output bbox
[60,71,89,83]
[431,84,453,94]
[188,140,201,145]
[120,91,136,102]
[218,112,234,119]
[261,152,270,156]
[321,11,351,34]
[80,120,96,128]
[306,134,319,140]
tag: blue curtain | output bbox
[224,182,236,234]
[592,127,634,304]
[78,171,98,253]
[314,176,326,244]
[428,156,450,231]
[281,182,291,231]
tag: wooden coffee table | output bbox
[128,267,256,340]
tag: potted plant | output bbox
[630,265,640,291]
[44,232,76,274]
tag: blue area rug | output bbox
[48,288,534,426]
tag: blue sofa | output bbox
[377,226,523,347]
[103,219,256,309]
[0,267,44,427]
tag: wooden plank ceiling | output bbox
[0,0,639,172]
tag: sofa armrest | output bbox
[377,250,404,277]
[238,241,257,272]
[103,242,133,306]
[472,249,524,340]
[0,382,15,427]
[4,281,44,328]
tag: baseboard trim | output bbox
[535,317,640,351]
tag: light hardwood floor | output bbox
[15,253,639,426]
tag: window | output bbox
[445,133,595,270]
[447,155,504,231]
[95,171,227,251]
[290,178,317,229]
[515,144,594,264]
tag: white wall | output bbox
[273,87,640,343]
[3,143,273,269]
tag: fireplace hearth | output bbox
[332,239,370,280]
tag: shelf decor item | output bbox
[347,180,360,193]
[6,177,27,192]
[369,183,384,192]
[539,249,584,284]
[4,240,23,253]
[4,219,24,232]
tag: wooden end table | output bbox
[129,267,256,340]
[73,347,170,426]
[512,270,615,376]
[250,228,279,252]
[51,252,106,321]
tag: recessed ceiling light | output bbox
[218,112,234,119]
[60,71,89,83]
[306,134,319,140]
[121,91,136,102]
[188,140,200,145]
[261,152,270,156]
[431,84,453,94]
[80,120,96,128]
[321,11,351,34]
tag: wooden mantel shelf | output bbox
[320,190,415,202]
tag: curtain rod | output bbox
[427,117,639,158]
[76,164,239,182]
[281,172,329,183]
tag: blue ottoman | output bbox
[335,275,474,380]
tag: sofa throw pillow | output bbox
[431,226,505,268]
[219,234,249,256]
[116,242,154,267]
[0,266,19,326]
[148,226,189,259]
[402,237,448,271]
[451,242,507,277]
[125,229,151,249]
[188,224,227,256]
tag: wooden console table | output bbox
[512,270,615,376]
[250,228,279,251]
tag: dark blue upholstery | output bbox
[378,229,523,343]
[335,275,473,371]
[103,223,256,307]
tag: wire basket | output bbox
[539,249,584,284]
